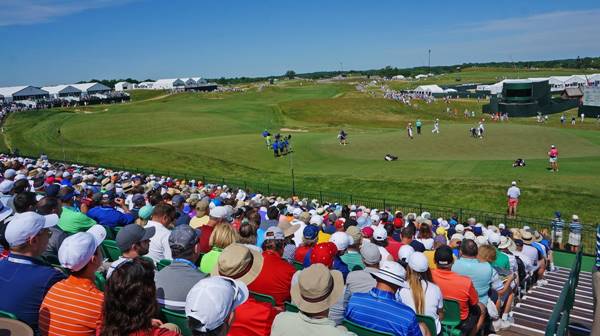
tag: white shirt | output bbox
[376,245,393,261]
[145,220,172,263]
[416,238,434,250]
[521,244,539,266]
[507,186,520,199]
[291,219,307,247]
[398,280,444,334]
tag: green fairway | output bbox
[3,81,600,222]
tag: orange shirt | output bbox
[431,268,478,320]
[39,275,104,336]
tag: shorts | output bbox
[459,304,481,335]
[552,230,563,244]
[508,198,519,207]
[568,232,581,246]
[549,157,557,163]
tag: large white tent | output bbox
[0,86,49,103]
[41,85,82,99]
[152,78,186,90]
[114,82,134,91]
[414,84,445,95]
[71,82,112,95]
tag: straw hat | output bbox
[520,229,533,244]
[277,220,301,238]
[212,244,264,285]
[291,264,344,314]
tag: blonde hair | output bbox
[209,223,239,249]
[406,267,433,315]
[477,244,496,263]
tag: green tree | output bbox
[285,70,296,79]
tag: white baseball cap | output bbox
[373,227,387,241]
[349,211,357,217]
[487,233,501,245]
[498,223,506,230]
[0,180,14,193]
[185,276,248,332]
[511,181,517,186]
[292,208,303,218]
[329,232,353,251]
[372,261,407,288]
[209,206,228,219]
[455,224,465,233]
[408,252,429,273]
[309,215,323,225]
[58,225,106,272]
[370,214,380,223]
[398,244,415,261]
[4,212,59,247]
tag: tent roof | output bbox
[415,84,444,93]
[71,82,111,92]
[41,85,82,94]
[0,86,28,96]
[563,87,583,97]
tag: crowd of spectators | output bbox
[0,154,567,335]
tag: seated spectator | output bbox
[477,245,513,330]
[198,206,227,253]
[328,231,351,280]
[271,264,348,336]
[199,223,238,273]
[99,257,180,335]
[399,252,444,335]
[345,260,425,336]
[294,225,319,263]
[452,239,493,305]
[431,245,484,336]
[383,223,403,260]
[290,209,309,247]
[156,225,207,311]
[37,196,67,261]
[213,244,278,336]
[488,232,510,271]
[189,200,209,229]
[402,226,426,252]
[39,225,107,335]
[145,203,177,263]
[0,212,65,331]
[238,220,262,252]
[57,186,97,234]
[171,195,190,226]
[371,227,394,261]
[424,235,447,270]
[87,193,135,228]
[340,226,364,271]
[416,223,434,250]
[278,220,300,263]
[249,227,296,306]
[185,276,248,336]
[107,223,155,278]
[136,204,154,226]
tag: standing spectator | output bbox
[506,181,520,218]
[185,276,248,336]
[57,186,97,234]
[551,211,565,250]
[145,203,177,263]
[86,194,135,229]
[416,119,422,135]
[39,225,106,336]
[271,264,348,336]
[107,223,155,278]
[249,227,296,305]
[452,239,493,306]
[198,206,227,253]
[199,223,239,274]
[99,258,180,335]
[189,200,209,229]
[431,245,484,336]
[171,195,190,226]
[0,212,65,331]
[345,261,424,336]
[569,215,582,253]
[399,252,444,335]
[548,145,559,172]
[156,225,207,312]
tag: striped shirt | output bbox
[570,221,582,234]
[345,288,423,336]
[551,218,565,231]
[39,275,104,336]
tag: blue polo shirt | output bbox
[345,288,423,336]
[452,257,493,304]
[0,253,65,330]
[86,206,135,228]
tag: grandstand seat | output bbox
[292,261,304,271]
[161,308,192,336]
[442,299,461,336]
[141,256,156,267]
[51,264,70,276]
[101,240,122,262]
[0,310,17,319]
[342,319,393,336]
[250,291,276,306]
[94,271,106,292]
[352,264,364,271]
[417,314,437,336]
[157,259,172,271]
[0,317,34,336]
[284,301,299,312]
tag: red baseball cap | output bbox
[361,227,374,238]
[334,218,346,230]
[310,242,337,268]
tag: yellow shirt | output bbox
[424,250,437,270]
[317,231,331,244]
[189,215,209,229]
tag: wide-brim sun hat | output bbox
[498,236,512,250]
[291,263,344,314]
[212,244,264,285]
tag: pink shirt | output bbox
[549,148,558,158]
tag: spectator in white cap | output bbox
[0,211,65,331]
[199,206,227,253]
[186,276,249,336]
[506,181,520,218]
[399,252,444,335]
[328,231,351,281]
[371,226,394,262]
[39,225,107,335]
[290,207,307,247]
[271,264,347,336]
[346,261,426,335]
[398,244,415,267]
[0,177,15,207]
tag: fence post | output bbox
[350,194,353,204]
[419,203,423,214]
[383,199,386,210]
[267,184,270,194]
[459,208,463,222]
[319,190,323,204]
[244,181,247,190]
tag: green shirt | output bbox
[492,248,510,271]
[58,206,97,234]
[340,251,364,271]
[199,247,222,274]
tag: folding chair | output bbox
[161,308,192,336]
[342,319,394,336]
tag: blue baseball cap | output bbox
[303,225,319,240]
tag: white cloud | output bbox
[0,0,134,27]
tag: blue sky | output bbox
[1,0,599,86]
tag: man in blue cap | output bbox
[551,211,565,250]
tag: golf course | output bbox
[2,73,599,222]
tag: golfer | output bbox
[416,119,422,135]
[338,129,348,145]
[407,123,414,139]
[506,181,520,218]
[478,120,485,138]
[432,119,440,134]
[548,145,558,172]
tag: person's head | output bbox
[238,221,257,245]
[169,225,202,263]
[460,239,478,258]
[12,179,30,194]
[116,224,155,258]
[371,227,388,247]
[36,196,62,216]
[419,223,432,239]
[310,242,338,268]
[59,225,106,278]
[151,203,177,227]
[401,226,415,242]
[371,261,407,293]
[262,226,285,254]
[514,239,524,251]
[360,243,381,268]
[329,231,352,255]
[406,252,432,315]
[195,200,209,218]
[302,225,319,247]
[291,263,344,317]
[186,277,248,336]
[477,244,496,263]
[213,244,264,285]
[208,206,228,226]
[5,211,59,257]
[266,206,279,220]
[434,245,455,269]
[172,194,185,210]
[345,226,362,249]
[209,224,239,250]
[57,186,76,205]
[13,192,37,213]
[100,258,157,336]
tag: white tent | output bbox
[414,74,429,79]
[0,86,49,103]
[114,82,134,91]
[563,75,587,87]
[414,85,444,95]
[391,75,405,80]
[41,85,82,99]
[152,78,186,90]
[71,82,112,95]
[136,81,155,89]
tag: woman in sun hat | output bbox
[399,252,444,335]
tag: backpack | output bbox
[514,256,527,287]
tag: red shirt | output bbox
[228,297,278,336]
[248,250,296,306]
[385,240,404,261]
[294,245,312,263]
[198,225,215,254]
[431,268,479,320]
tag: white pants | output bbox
[432,126,439,133]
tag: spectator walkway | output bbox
[500,268,594,336]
